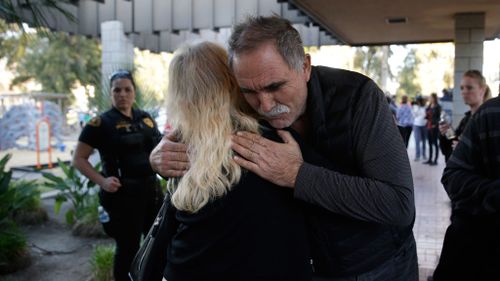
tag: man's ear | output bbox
[303,54,312,82]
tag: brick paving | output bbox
[407,145,451,281]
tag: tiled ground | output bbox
[408,146,451,281]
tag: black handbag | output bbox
[129,181,178,281]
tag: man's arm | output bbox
[294,81,415,226]
[149,131,189,178]
[441,115,500,214]
[232,80,415,226]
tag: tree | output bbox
[0,21,101,103]
[397,48,421,99]
[353,46,392,91]
[14,32,100,95]
[0,0,75,31]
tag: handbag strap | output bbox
[129,178,180,281]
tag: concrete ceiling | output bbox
[290,0,500,45]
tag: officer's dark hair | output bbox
[228,15,305,72]
[109,70,136,89]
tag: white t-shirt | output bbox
[413,105,427,126]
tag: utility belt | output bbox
[120,175,157,187]
[122,175,158,193]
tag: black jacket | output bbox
[434,97,500,280]
[164,128,311,281]
[79,107,162,179]
[426,104,442,128]
[439,111,471,162]
[294,66,416,277]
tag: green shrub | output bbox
[0,154,31,274]
[72,195,106,237]
[42,159,100,225]
[90,244,114,281]
[0,221,30,274]
[0,221,31,275]
[0,154,14,227]
[11,179,41,211]
[10,179,48,225]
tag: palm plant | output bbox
[0,154,13,229]
[42,159,106,237]
[11,179,48,225]
[42,159,100,226]
[0,0,76,30]
[0,154,31,274]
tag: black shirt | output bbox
[294,66,415,276]
[79,107,162,179]
[442,97,500,217]
[164,128,311,281]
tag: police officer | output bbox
[73,70,163,281]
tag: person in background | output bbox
[397,95,414,148]
[413,95,427,161]
[78,111,85,128]
[433,95,500,280]
[150,15,417,281]
[72,70,163,281]
[439,70,491,162]
[423,93,441,166]
[387,94,398,122]
[161,41,311,281]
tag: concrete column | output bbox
[100,21,134,111]
[452,13,484,127]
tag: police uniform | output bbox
[79,107,163,281]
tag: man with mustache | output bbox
[150,16,417,281]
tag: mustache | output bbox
[257,104,290,118]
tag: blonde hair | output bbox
[167,42,260,213]
[463,69,491,102]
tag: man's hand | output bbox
[149,132,189,177]
[231,130,303,188]
[101,176,121,193]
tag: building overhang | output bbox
[287,0,500,46]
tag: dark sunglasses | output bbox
[109,70,132,81]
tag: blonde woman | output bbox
[161,42,311,281]
[439,70,491,162]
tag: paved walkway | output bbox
[408,144,451,280]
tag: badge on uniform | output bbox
[88,116,101,127]
[142,117,154,128]
[116,121,131,130]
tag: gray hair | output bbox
[228,15,305,72]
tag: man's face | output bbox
[232,42,311,129]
